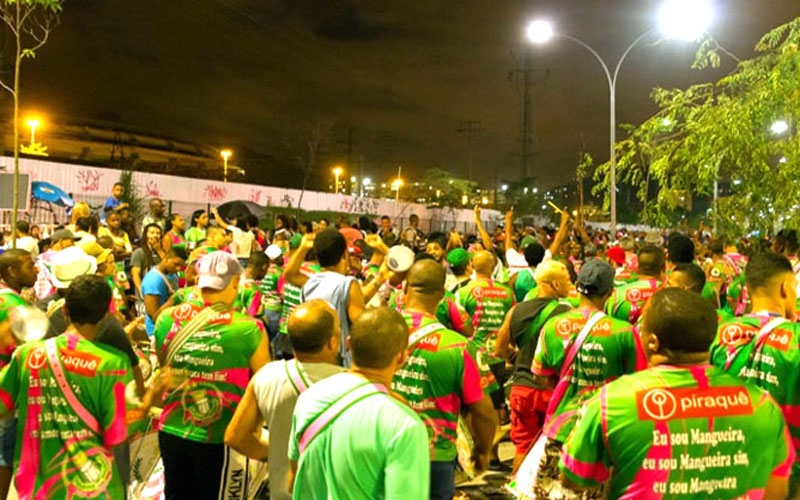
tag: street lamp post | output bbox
[26,119,40,146]
[526,0,711,233]
[220,149,232,183]
[332,166,343,194]
[392,178,403,202]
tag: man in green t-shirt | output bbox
[495,259,572,474]
[0,275,133,500]
[155,251,271,500]
[288,308,430,499]
[457,250,514,414]
[531,259,644,498]
[561,288,793,499]
[392,260,497,500]
[711,252,800,495]
[0,249,38,499]
[605,244,665,324]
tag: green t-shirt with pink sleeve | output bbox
[532,308,644,443]
[711,313,800,482]
[457,279,514,365]
[391,311,486,462]
[560,364,794,499]
[154,300,266,444]
[0,332,132,499]
[604,278,662,324]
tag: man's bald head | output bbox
[407,260,445,297]
[287,299,339,354]
[471,250,496,276]
[349,308,408,370]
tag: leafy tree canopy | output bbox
[594,17,800,235]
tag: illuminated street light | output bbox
[525,1,710,232]
[26,118,41,145]
[659,0,713,41]
[332,166,344,194]
[220,149,232,183]
[391,178,403,202]
[526,20,553,44]
[501,184,508,191]
[771,120,789,135]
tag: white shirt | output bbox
[251,360,344,500]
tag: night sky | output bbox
[10,0,800,191]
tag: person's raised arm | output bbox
[281,233,314,288]
[504,208,515,254]
[211,207,231,230]
[474,205,492,250]
[549,210,571,256]
[574,213,591,244]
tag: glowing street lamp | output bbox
[26,118,40,146]
[332,166,344,194]
[220,149,232,183]
[526,0,712,232]
[391,178,403,202]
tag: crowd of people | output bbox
[0,179,798,500]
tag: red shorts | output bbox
[509,385,552,455]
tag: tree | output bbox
[419,167,477,209]
[502,176,541,217]
[292,119,334,210]
[594,17,800,234]
[1,0,62,246]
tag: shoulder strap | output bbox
[155,270,176,295]
[743,316,790,369]
[284,359,311,395]
[527,300,561,341]
[754,317,790,347]
[408,322,446,348]
[160,303,227,366]
[297,381,388,454]
[559,311,606,380]
[46,298,66,318]
[544,311,606,423]
[45,338,102,435]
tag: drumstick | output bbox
[547,201,575,222]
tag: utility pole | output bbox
[456,119,482,182]
[521,48,532,178]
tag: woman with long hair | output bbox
[130,223,166,297]
[185,209,209,249]
[66,202,91,232]
[162,213,186,252]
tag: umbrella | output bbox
[216,200,269,221]
[31,181,74,208]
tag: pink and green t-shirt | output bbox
[457,279,514,365]
[0,285,28,367]
[155,300,266,443]
[0,332,132,499]
[532,308,644,442]
[278,262,321,335]
[391,311,485,462]
[389,289,471,336]
[560,364,794,499]
[711,313,800,476]
[605,279,662,324]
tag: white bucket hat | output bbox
[46,246,97,289]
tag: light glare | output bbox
[658,0,712,42]
[771,120,789,135]
[526,20,554,44]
